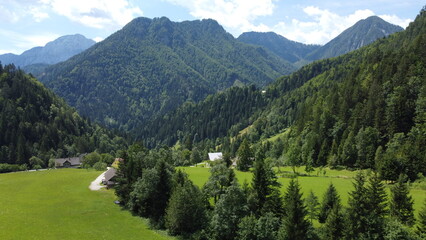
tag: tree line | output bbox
[114,144,426,240]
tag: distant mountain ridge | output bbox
[307,16,403,60]
[40,17,295,132]
[237,31,320,64]
[237,16,403,65]
[0,34,95,67]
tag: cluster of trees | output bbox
[0,64,127,171]
[114,144,426,239]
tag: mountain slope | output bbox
[0,64,125,166]
[307,16,403,60]
[0,34,95,67]
[41,17,295,131]
[237,31,320,64]
[140,9,426,180]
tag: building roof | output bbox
[208,152,223,161]
[104,168,117,182]
[55,157,81,166]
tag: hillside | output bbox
[237,31,320,64]
[0,64,125,167]
[0,34,95,67]
[307,16,403,60]
[141,9,426,181]
[40,17,295,132]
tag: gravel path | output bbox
[89,168,108,191]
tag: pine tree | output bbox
[251,149,281,215]
[305,190,319,223]
[365,173,388,239]
[346,172,369,239]
[389,174,415,226]
[278,179,312,240]
[165,180,207,236]
[237,139,253,171]
[318,183,341,223]
[323,205,346,240]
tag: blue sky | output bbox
[0,0,424,54]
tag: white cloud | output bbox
[166,0,276,35]
[0,29,60,54]
[93,37,104,42]
[0,0,142,29]
[41,0,143,29]
[379,14,411,28]
[271,6,411,45]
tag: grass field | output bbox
[0,169,174,240]
[179,165,426,215]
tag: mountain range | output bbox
[238,16,403,65]
[0,34,95,67]
[39,17,295,132]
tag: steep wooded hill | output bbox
[0,64,126,166]
[307,16,403,60]
[40,17,295,132]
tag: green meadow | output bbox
[0,169,174,240]
[180,165,426,215]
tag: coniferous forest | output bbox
[0,4,426,240]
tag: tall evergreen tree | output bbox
[305,190,320,223]
[346,172,369,239]
[251,148,281,215]
[165,180,207,236]
[237,139,253,171]
[389,174,415,226]
[323,205,346,240]
[278,179,312,240]
[318,183,341,223]
[366,173,388,239]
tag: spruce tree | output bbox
[305,190,319,223]
[389,174,415,226]
[165,180,207,236]
[278,179,311,240]
[366,173,388,239]
[318,183,341,223]
[251,148,281,215]
[323,205,345,240]
[237,139,253,171]
[346,172,369,239]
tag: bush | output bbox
[0,163,27,173]
[93,162,107,171]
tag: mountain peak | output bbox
[307,15,403,60]
[0,34,95,67]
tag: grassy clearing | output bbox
[0,169,174,240]
[180,166,426,215]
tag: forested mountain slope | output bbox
[251,10,426,180]
[237,32,320,64]
[0,64,126,167]
[40,17,295,132]
[0,34,95,67]
[141,9,426,181]
[307,16,403,60]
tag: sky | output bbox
[0,0,424,54]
